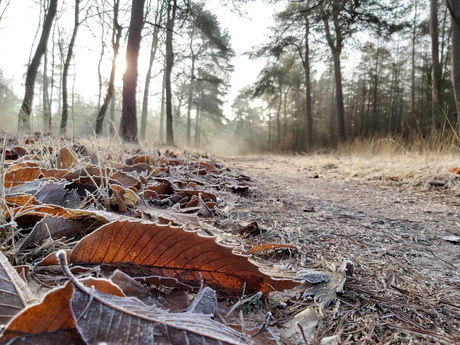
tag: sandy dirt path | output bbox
[223,155,459,297]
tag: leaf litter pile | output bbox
[0,135,459,344]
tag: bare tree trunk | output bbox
[60,0,80,135]
[120,0,145,143]
[140,3,162,141]
[96,0,121,135]
[186,56,195,146]
[303,17,313,151]
[276,88,282,147]
[194,97,200,148]
[322,6,345,143]
[165,0,177,144]
[411,0,417,133]
[18,0,57,131]
[186,26,195,147]
[159,69,165,142]
[110,92,115,136]
[447,0,460,131]
[431,0,441,127]
[43,48,51,132]
[333,57,345,142]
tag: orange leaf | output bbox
[0,281,75,343]
[449,167,460,174]
[80,277,125,297]
[56,147,78,169]
[4,167,41,188]
[36,250,71,266]
[132,154,154,165]
[4,194,41,207]
[70,220,300,294]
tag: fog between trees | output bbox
[1,0,460,155]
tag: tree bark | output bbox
[430,0,441,127]
[333,56,345,142]
[165,0,177,144]
[43,48,51,132]
[96,0,121,135]
[322,3,345,143]
[448,0,460,132]
[186,25,196,147]
[18,0,57,131]
[120,0,145,143]
[303,17,313,151]
[411,0,417,133]
[159,68,165,142]
[140,3,162,141]
[60,0,80,135]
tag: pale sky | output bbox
[0,0,281,120]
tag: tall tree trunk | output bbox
[448,0,460,131]
[430,0,441,127]
[276,88,282,147]
[322,5,345,143]
[165,0,177,144]
[411,0,417,133]
[43,48,51,132]
[186,26,195,147]
[186,56,195,146]
[194,97,200,148]
[332,56,345,142]
[159,69,165,142]
[49,19,58,130]
[96,0,121,135]
[302,17,313,151]
[60,0,80,135]
[120,0,145,143]
[140,4,162,141]
[18,0,57,131]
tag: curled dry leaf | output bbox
[0,251,38,325]
[70,220,300,294]
[59,251,253,345]
[298,260,353,308]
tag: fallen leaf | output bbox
[18,215,96,251]
[0,251,38,325]
[4,167,41,188]
[0,281,75,343]
[279,308,318,344]
[299,260,353,307]
[70,220,300,294]
[57,147,78,169]
[59,251,253,345]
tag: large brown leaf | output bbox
[59,252,252,345]
[4,167,41,188]
[70,220,299,294]
[0,251,37,325]
[0,281,77,343]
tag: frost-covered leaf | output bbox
[0,251,37,325]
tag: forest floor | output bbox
[2,134,460,344]
[220,154,460,344]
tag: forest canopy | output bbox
[0,0,458,154]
